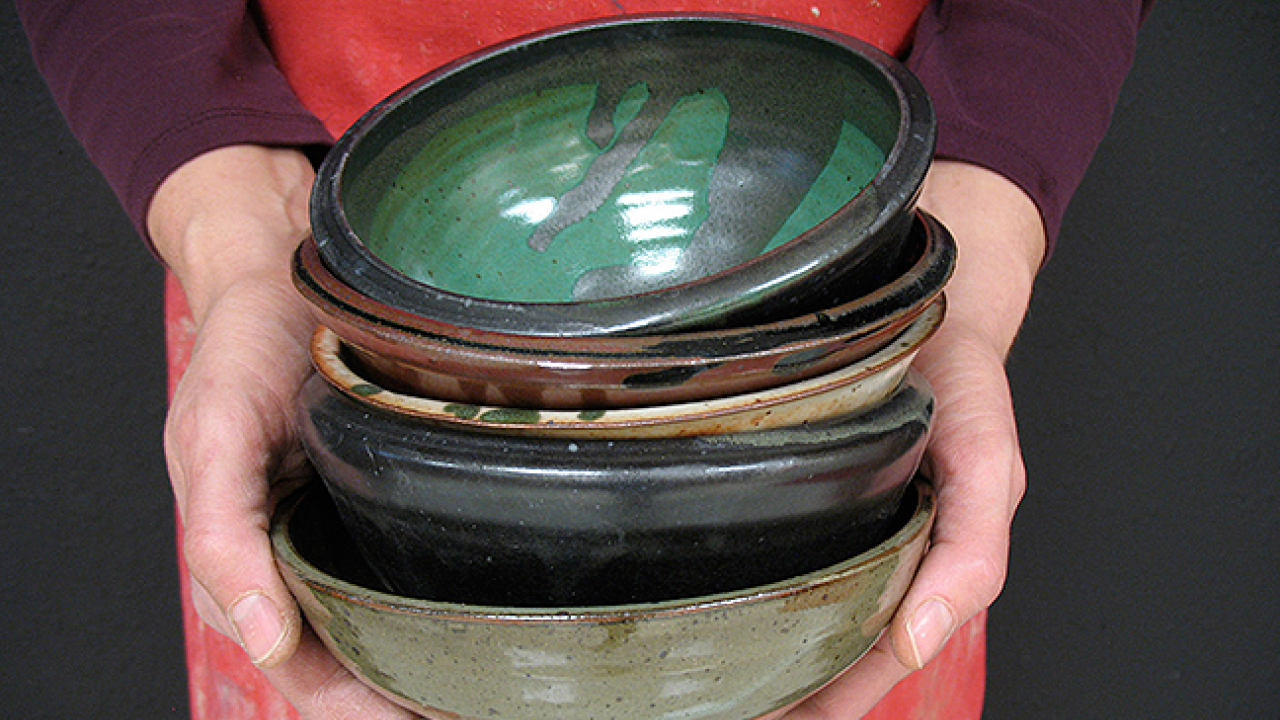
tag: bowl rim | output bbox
[309,13,936,337]
[309,298,942,434]
[294,209,954,362]
[272,478,935,621]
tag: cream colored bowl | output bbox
[310,298,942,438]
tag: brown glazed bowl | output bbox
[273,479,935,720]
[308,14,935,337]
[294,209,953,409]
[296,365,933,607]
[309,298,942,438]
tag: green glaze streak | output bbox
[477,408,542,424]
[369,84,882,303]
[368,83,730,303]
[761,121,886,254]
[350,383,383,397]
[367,84,604,295]
[576,409,607,421]
[443,403,482,420]
[534,87,729,298]
[609,81,651,143]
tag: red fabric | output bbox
[164,3,986,716]
[865,610,988,720]
[257,0,929,138]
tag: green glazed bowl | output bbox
[272,480,935,720]
[311,14,935,336]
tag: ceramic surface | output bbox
[297,369,932,606]
[310,299,941,438]
[295,209,953,409]
[311,14,935,336]
[272,480,935,720]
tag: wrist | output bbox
[918,160,1045,357]
[147,145,316,323]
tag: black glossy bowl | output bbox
[311,14,935,336]
[297,369,933,606]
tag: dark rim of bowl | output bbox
[272,478,934,619]
[310,13,936,337]
[294,209,953,363]
[308,302,939,429]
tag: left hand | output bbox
[768,159,1045,719]
[150,145,421,719]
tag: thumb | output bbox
[165,308,313,668]
[168,386,305,668]
[888,335,1026,670]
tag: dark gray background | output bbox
[2,1,1276,717]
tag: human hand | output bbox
[149,145,419,719]
[150,148,1039,720]
[768,160,1045,719]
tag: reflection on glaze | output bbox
[277,482,934,720]
[368,82,884,303]
[762,121,887,254]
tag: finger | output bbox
[261,626,423,720]
[770,640,912,720]
[170,391,302,668]
[888,338,1026,670]
[166,355,309,668]
[166,286,318,669]
[188,572,232,638]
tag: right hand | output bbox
[766,160,1042,719]
[149,144,420,718]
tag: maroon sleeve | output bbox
[906,0,1152,252]
[13,0,333,240]
[18,0,1146,254]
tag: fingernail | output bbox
[905,597,956,669]
[228,592,286,666]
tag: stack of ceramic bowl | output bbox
[280,15,953,720]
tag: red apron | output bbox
[172,1,987,715]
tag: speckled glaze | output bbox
[297,368,932,606]
[363,82,884,305]
[294,209,953,409]
[273,480,934,720]
[309,299,941,438]
[310,14,935,336]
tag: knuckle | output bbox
[182,523,234,577]
[310,666,380,720]
[966,551,1009,609]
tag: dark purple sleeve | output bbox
[905,0,1152,251]
[14,0,333,240]
[17,0,1147,254]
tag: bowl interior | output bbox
[338,18,905,305]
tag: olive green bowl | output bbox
[272,480,935,720]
